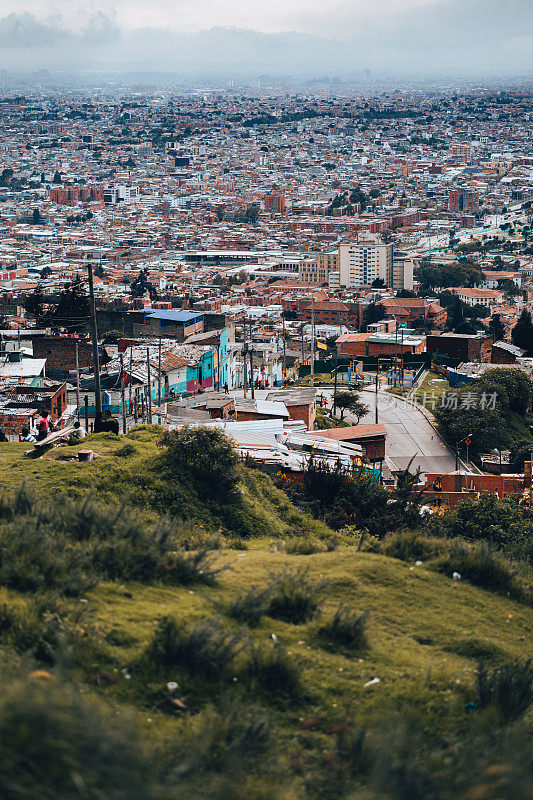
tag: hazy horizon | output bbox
[0,0,530,79]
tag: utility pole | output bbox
[310,295,315,387]
[333,346,339,416]
[119,353,127,434]
[249,319,255,399]
[157,336,162,406]
[146,347,152,424]
[129,347,133,417]
[75,341,80,422]
[400,326,405,388]
[282,312,286,384]
[87,264,102,416]
[375,368,379,424]
[394,318,398,387]
[243,316,248,398]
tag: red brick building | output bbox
[426,333,492,362]
[264,194,286,214]
[50,185,104,205]
[449,188,479,214]
[418,470,526,508]
[378,297,447,328]
[312,424,387,462]
[33,336,95,375]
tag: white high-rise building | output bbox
[339,241,393,287]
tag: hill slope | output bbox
[0,427,530,799]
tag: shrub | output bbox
[266,566,324,624]
[0,518,94,597]
[159,426,241,502]
[318,605,369,651]
[145,616,248,681]
[380,531,443,563]
[424,494,533,565]
[177,699,272,775]
[284,536,324,555]
[475,659,533,722]
[246,643,301,700]
[0,679,162,800]
[0,494,224,587]
[432,541,523,599]
[226,586,270,627]
[115,442,137,457]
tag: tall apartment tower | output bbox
[339,241,393,288]
[449,188,479,213]
[264,194,286,214]
[452,144,471,161]
[298,250,339,284]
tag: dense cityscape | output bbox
[0,3,531,796]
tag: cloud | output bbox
[0,3,530,75]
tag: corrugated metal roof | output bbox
[144,309,203,323]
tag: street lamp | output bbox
[455,433,473,472]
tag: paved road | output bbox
[229,385,458,474]
[356,387,457,474]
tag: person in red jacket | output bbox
[37,411,51,441]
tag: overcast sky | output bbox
[0,0,531,76]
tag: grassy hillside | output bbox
[0,426,331,541]
[0,427,531,799]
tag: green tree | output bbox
[480,368,532,415]
[130,268,157,301]
[488,314,505,341]
[52,170,62,184]
[244,205,260,223]
[23,284,45,318]
[48,275,89,333]
[434,383,505,457]
[509,440,533,473]
[32,208,42,225]
[499,279,520,297]
[361,303,385,331]
[333,392,369,422]
[512,310,533,355]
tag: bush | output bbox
[159,426,241,503]
[226,586,270,627]
[115,442,137,457]
[0,517,94,597]
[266,566,324,624]
[0,493,224,588]
[177,699,272,775]
[476,659,533,722]
[432,541,523,599]
[424,494,533,565]
[145,616,248,681]
[284,536,324,555]
[0,679,162,800]
[246,643,301,700]
[318,605,369,651]
[380,531,444,563]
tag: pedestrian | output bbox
[37,410,50,441]
[93,411,106,433]
[103,410,119,435]
[224,382,229,394]
[20,426,36,443]
[68,420,86,444]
